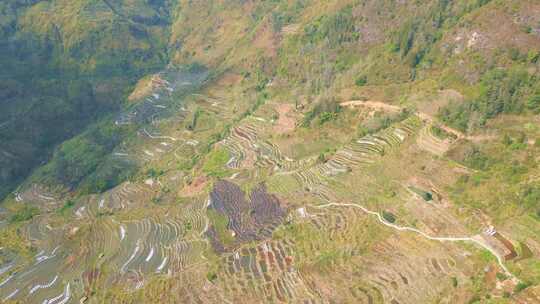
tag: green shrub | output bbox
[382,211,396,223]
[58,199,75,215]
[301,98,341,127]
[496,272,507,281]
[431,125,455,140]
[10,205,39,223]
[528,50,540,63]
[318,111,338,125]
[409,186,433,201]
[314,249,342,270]
[451,277,458,288]
[317,152,328,163]
[509,48,524,61]
[206,271,218,282]
[303,5,356,46]
[502,133,513,146]
[519,185,540,209]
[187,108,202,130]
[527,95,540,113]
[355,76,367,87]
[463,146,491,170]
[514,281,531,293]
[147,168,164,178]
[439,67,536,131]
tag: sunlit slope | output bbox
[1,0,540,303]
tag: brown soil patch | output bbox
[273,103,296,134]
[253,21,278,58]
[409,89,464,117]
[340,100,401,113]
[494,232,517,260]
[281,24,300,35]
[484,264,497,288]
[179,176,208,197]
[216,72,242,86]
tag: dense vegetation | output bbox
[439,65,540,132]
[0,0,173,199]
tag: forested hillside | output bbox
[0,0,172,198]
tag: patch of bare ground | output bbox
[281,23,300,35]
[401,192,470,237]
[514,284,540,303]
[409,89,464,117]
[272,103,296,134]
[252,19,278,58]
[215,72,242,87]
[340,100,402,113]
[179,176,208,197]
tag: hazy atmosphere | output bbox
[1,0,539,303]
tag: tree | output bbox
[382,211,396,223]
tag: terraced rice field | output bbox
[0,189,211,303]
[215,239,317,303]
[0,69,525,303]
[416,124,456,156]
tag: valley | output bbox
[1,0,540,303]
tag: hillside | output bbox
[0,0,172,199]
[1,0,540,303]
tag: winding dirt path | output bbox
[315,202,516,279]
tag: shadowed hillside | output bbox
[0,0,173,199]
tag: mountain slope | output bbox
[1,0,540,303]
[0,0,172,199]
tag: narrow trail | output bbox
[315,202,516,279]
